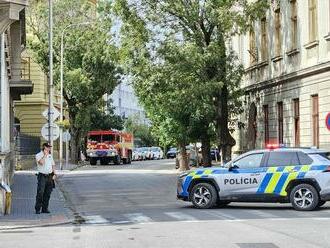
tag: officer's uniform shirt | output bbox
[36,151,54,174]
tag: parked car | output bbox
[132,148,145,161]
[150,147,164,159]
[141,147,152,160]
[210,148,221,161]
[166,147,177,159]
[132,148,139,161]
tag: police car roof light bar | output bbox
[266,143,286,150]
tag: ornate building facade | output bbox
[232,0,330,153]
[0,0,33,214]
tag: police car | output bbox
[177,146,330,211]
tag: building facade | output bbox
[14,50,63,168]
[108,80,149,125]
[232,0,330,153]
[0,0,33,214]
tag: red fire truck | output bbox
[86,130,133,165]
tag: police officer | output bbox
[35,143,56,214]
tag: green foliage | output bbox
[90,102,124,131]
[124,115,156,147]
[27,0,121,161]
[113,0,268,161]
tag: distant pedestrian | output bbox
[35,143,56,214]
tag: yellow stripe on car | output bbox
[265,172,282,193]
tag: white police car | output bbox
[177,147,330,211]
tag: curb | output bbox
[0,220,74,231]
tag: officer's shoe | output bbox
[41,209,50,214]
[35,210,41,214]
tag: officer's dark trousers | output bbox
[35,173,53,212]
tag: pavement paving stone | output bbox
[0,172,74,228]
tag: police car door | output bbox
[220,153,266,199]
[259,151,301,197]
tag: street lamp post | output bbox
[59,22,91,170]
[48,0,54,154]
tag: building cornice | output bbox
[244,61,330,93]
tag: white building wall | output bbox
[1,34,10,153]
[109,80,149,124]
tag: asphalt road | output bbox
[3,159,330,248]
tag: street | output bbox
[2,159,330,248]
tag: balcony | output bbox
[9,56,33,100]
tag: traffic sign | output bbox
[326,113,330,131]
[41,123,60,141]
[42,107,60,121]
[63,131,71,142]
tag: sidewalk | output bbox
[0,171,75,229]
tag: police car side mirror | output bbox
[229,163,239,171]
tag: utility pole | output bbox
[48,0,54,154]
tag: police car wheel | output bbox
[190,183,217,209]
[290,184,319,211]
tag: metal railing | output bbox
[21,57,30,81]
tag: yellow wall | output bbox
[14,50,63,137]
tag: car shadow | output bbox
[179,204,330,211]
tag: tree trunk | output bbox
[70,127,81,163]
[201,133,212,167]
[215,31,236,163]
[178,142,189,171]
[216,84,236,163]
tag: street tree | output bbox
[90,101,124,131]
[124,114,156,147]
[27,0,121,162]
[113,0,268,167]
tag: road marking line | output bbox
[311,217,330,221]
[124,213,153,223]
[83,215,109,224]
[164,212,197,221]
[204,210,237,220]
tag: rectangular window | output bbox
[312,95,319,147]
[249,29,257,65]
[309,0,318,42]
[263,105,269,145]
[261,18,268,61]
[293,99,300,147]
[274,8,282,56]
[278,102,283,144]
[290,0,298,49]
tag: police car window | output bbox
[234,153,264,169]
[267,152,299,167]
[297,152,313,165]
